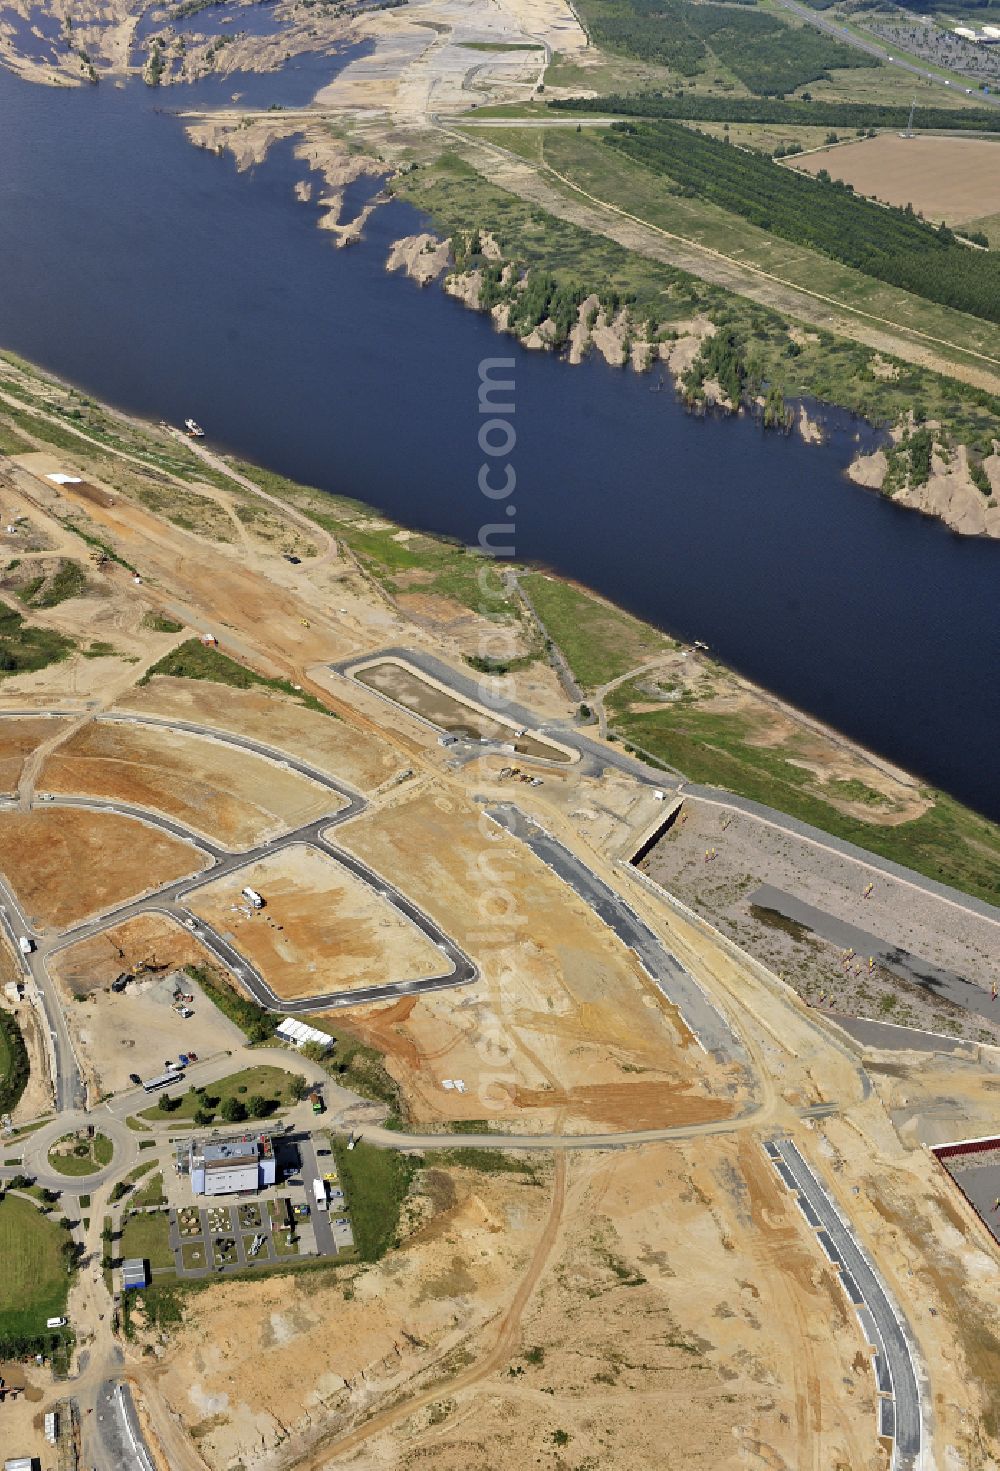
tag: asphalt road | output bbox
[767,1138,922,1470]
[487,802,744,1063]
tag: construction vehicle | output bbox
[309,1091,324,1114]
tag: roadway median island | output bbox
[46,1128,114,1177]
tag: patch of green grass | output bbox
[139,1065,299,1123]
[141,611,185,634]
[140,638,334,716]
[330,1139,417,1261]
[0,599,75,678]
[119,1210,174,1271]
[126,1115,152,1132]
[0,1008,30,1114]
[0,1196,72,1336]
[0,421,31,454]
[134,1172,166,1208]
[424,1147,542,1178]
[610,693,1000,904]
[16,559,87,609]
[520,572,670,688]
[81,641,118,659]
[180,1240,208,1271]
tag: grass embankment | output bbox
[608,684,1000,904]
[524,575,1000,903]
[0,1008,30,1114]
[141,638,334,715]
[0,1195,72,1338]
[396,148,1000,449]
[140,1064,299,1124]
[331,1138,417,1261]
[227,458,528,626]
[0,355,235,488]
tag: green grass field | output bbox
[141,638,333,715]
[520,572,672,689]
[120,1210,174,1271]
[331,1139,417,1261]
[140,1064,300,1124]
[0,1196,71,1335]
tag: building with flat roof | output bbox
[186,1132,276,1196]
[122,1258,149,1292]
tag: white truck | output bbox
[241,886,264,910]
[18,936,34,957]
[312,1179,329,1212]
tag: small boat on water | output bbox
[184,418,205,438]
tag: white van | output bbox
[46,1316,67,1329]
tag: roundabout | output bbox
[12,1114,138,1193]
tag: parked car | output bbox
[129,1073,142,1086]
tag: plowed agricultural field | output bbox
[790,134,1000,223]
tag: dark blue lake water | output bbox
[0,59,997,818]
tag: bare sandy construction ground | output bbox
[47,967,242,1100]
[641,799,1000,1039]
[50,914,209,996]
[113,678,402,792]
[136,1131,977,1471]
[337,1140,887,1471]
[189,845,446,999]
[40,720,345,848]
[335,788,739,1131]
[142,1160,553,1471]
[789,134,1000,224]
[0,716,69,795]
[0,808,205,930]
